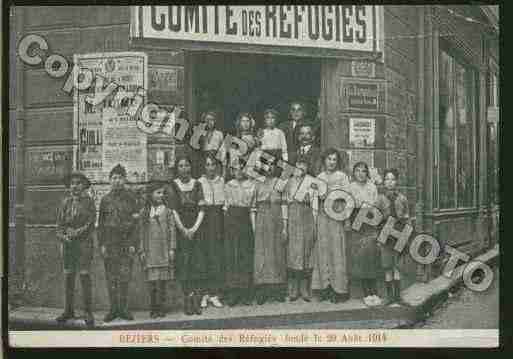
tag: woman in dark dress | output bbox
[223,159,257,306]
[167,156,207,315]
[197,154,226,309]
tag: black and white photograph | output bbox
[6,4,500,348]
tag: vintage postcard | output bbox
[6,5,499,348]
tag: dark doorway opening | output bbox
[193,51,321,134]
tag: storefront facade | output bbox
[9,5,499,310]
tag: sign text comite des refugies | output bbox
[131,6,381,52]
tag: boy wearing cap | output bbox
[55,171,96,327]
[98,164,140,322]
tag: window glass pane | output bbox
[455,62,474,207]
[439,50,456,209]
[489,122,498,205]
[493,73,499,106]
[493,122,501,204]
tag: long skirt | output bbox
[348,226,380,279]
[224,206,254,289]
[175,206,207,283]
[200,205,225,288]
[254,202,287,285]
[287,202,315,271]
[311,209,349,294]
[379,235,408,271]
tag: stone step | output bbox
[9,298,416,330]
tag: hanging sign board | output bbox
[131,6,382,57]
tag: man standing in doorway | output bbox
[295,122,322,177]
[279,101,307,163]
[98,164,140,322]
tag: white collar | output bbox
[150,204,166,217]
[201,175,221,183]
[174,177,195,191]
[228,179,253,188]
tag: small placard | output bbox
[351,61,375,78]
[349,118,375,147]
[26,147,73,184]
[487,107,499,124]
[340,80,384,112]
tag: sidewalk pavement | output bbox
[8,245,499,331]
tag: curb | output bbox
[9,304,417,331]
[395,244,499,328]
[9,245,499,331]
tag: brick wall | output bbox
[15,6,185,309]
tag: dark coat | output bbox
[98,188,139,248]
[278,119,303,162]
[291,145,322,177]
[56,194,96,242]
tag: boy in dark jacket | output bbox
[98,164,140,322]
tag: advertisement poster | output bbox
[73,52,148,183]
[349,118,375,147]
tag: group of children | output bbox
[55,104,411,325]
[139,150,410,317]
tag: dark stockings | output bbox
[56,273,76,323]
[362,279,378,297]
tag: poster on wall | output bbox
[73,52,148,183]
[349,118,375,147]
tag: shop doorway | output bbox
[190,51,322,134]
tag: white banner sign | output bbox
[73,52,148,183]
[131,6,382,53]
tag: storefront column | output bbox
[421,6,436,282]
[415,6,427,282]
[478,68,489,250]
